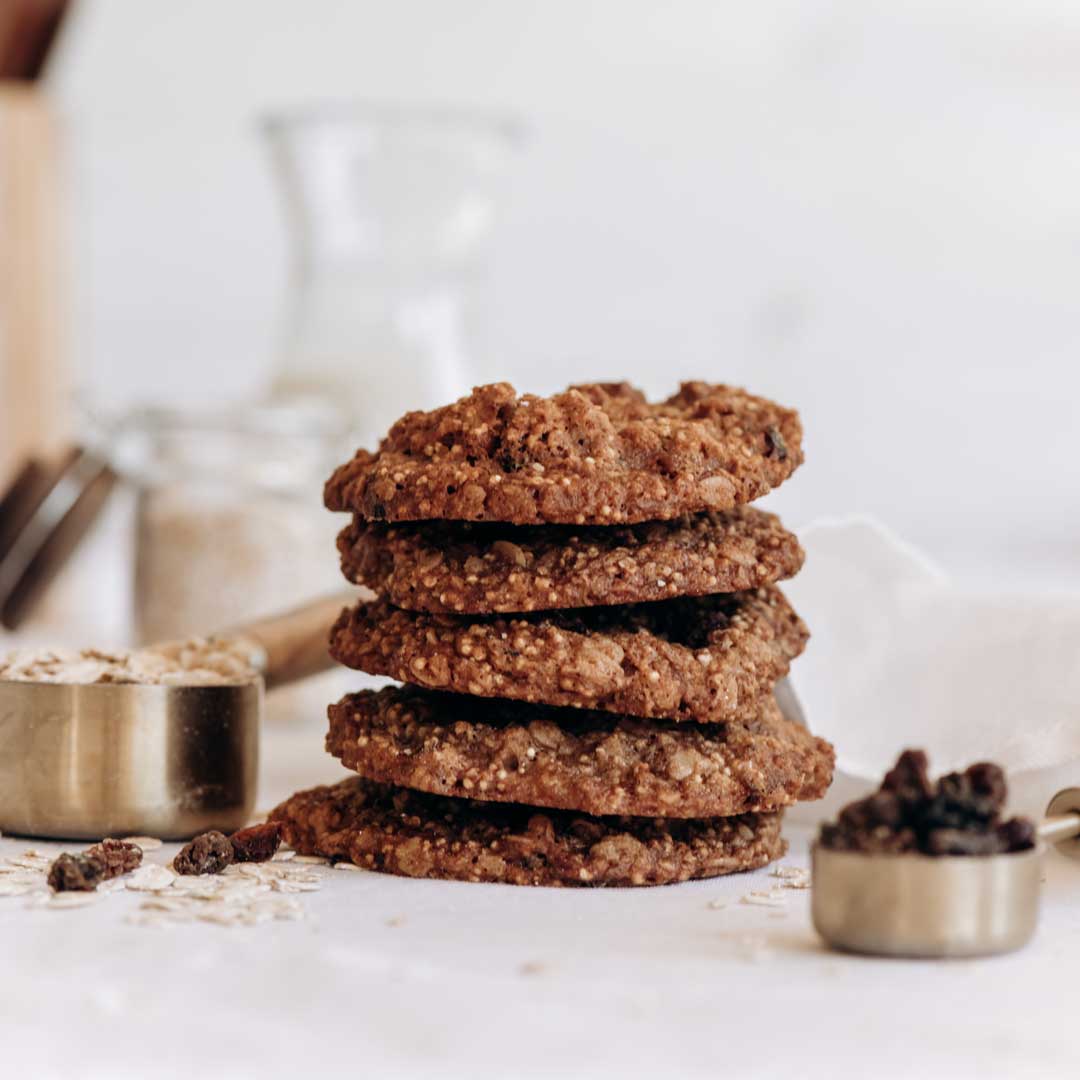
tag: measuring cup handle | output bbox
[1042,788,1080,859]
[223,591,361,691]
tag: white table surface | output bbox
[3,714,1079,1080]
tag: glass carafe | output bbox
[263,104,523,447]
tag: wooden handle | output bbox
[0,86,68,488]
[223,591,362,691]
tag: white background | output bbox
[51,0,1080,588]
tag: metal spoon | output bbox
[811,787,1080,958]
[0,593,353,840]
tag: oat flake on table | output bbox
[0,846,332,928]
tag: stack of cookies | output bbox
[271,382,834,887]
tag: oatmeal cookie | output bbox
[337,506,803,613]
[269,777,786,887]
[325,381,802,525]
[326,685,834,818]
[328,587,808,723]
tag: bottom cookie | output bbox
[269,777,786,888]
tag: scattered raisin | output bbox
[87,838,144,876]
[229,822,283,863]
[880,749,933,809]
[838,790,904,833]
[924,764,1005,832]
[966,762,1008,816]
[820,821,918,855]
[47,838,143,892]
[174,830,235,875]
[820,750,1035,857]
[48,853,104,892]
[924,828,1002,857]
[998,816,1036,852]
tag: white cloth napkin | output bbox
[784,516,1080,818]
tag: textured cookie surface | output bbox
[269,777,786,887]
[327,685,834,818]
[329,587,808,723]
[338,506,803,614]
[325,381,802,525]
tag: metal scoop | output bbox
[0,593,353,840]
[811,788,1080,958]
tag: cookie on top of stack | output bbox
[271,381,834,887]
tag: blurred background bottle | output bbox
[263,104,523,448]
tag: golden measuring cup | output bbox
[0,593,352,840]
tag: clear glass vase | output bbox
[263,104,523,446]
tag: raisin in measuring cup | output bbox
[0,593,354,840]
[811,750,1080,958]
